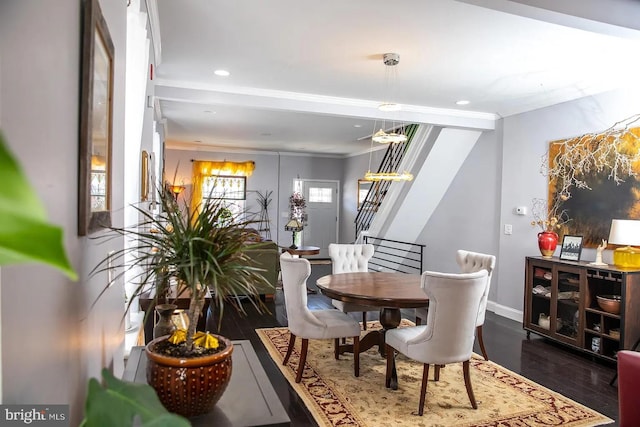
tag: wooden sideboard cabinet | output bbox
[524,256,640,362]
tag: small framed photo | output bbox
[559,235,583,261]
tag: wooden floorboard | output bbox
[207,263,620,426]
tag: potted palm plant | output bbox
[93,184,272,417]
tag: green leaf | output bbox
[0,132,77,280]
[82,369,190,427]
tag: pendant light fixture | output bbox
[364,53,413,182]
[371,53,407,145]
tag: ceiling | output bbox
[152,0,640,156]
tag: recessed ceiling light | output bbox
[456,100,470,105]
[214,69,230,77]
[204,110,216,114]
[354,124,362,128]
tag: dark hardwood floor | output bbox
[210,263,620,426]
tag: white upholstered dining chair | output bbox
[415,250,496,360]
[328,243,377,330]
[279,253,361,383]
[386,269,487,416]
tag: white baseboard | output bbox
[487,300,523,323]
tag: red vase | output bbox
[538,231,558,258]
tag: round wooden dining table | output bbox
[316,272,427,389]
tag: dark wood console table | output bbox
[124,340,290,426]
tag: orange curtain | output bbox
[191,160,255,214]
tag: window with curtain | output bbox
[191,161,255,219]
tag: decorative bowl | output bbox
[596,295,621,314]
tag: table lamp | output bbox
[284,219,303,249]
[608,219,640,269]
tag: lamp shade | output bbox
[170,185,186,195]
[284,219,303,232]
[608,219,640,269]
[608,219,640,246]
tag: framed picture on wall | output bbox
[559,235,583,261]
[78,0,114,235]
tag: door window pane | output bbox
[308,187,332,203]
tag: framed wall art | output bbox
[141,150,149,202]
[79,0,114,235]
[559,235,583,261]
[548,127,640,247]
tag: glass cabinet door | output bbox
[527,259,554,335]
[525,259,582,347]
[553,265,582,346]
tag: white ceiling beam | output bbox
[154,79,497,131]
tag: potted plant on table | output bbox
[92,185,272,418]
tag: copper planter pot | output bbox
[145,334,233,418]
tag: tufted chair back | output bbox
[455,250,496,327]
[279,253,324,337]
[328,243,374,274]
[279,252,362,383]
[399,270,486,364]
[385,270,487,415]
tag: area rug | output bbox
[256,320,613,427]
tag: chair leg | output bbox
[477,325,488,360]
[362,312,367,330]
[434,364,440,381]
[463,360,478,409]
[334,338,340,360]
[353,336,360,377]
[295,338,309,383]
[283,333,296,366]
[418,364,430,416]
[385,344,393,388]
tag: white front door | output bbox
[300,180,338,258]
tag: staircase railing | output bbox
[354,124,418,240]
[364,236,424,275]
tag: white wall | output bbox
[0,1,128,424]
[418,127,502,279]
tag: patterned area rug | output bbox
[256,321,613,427]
